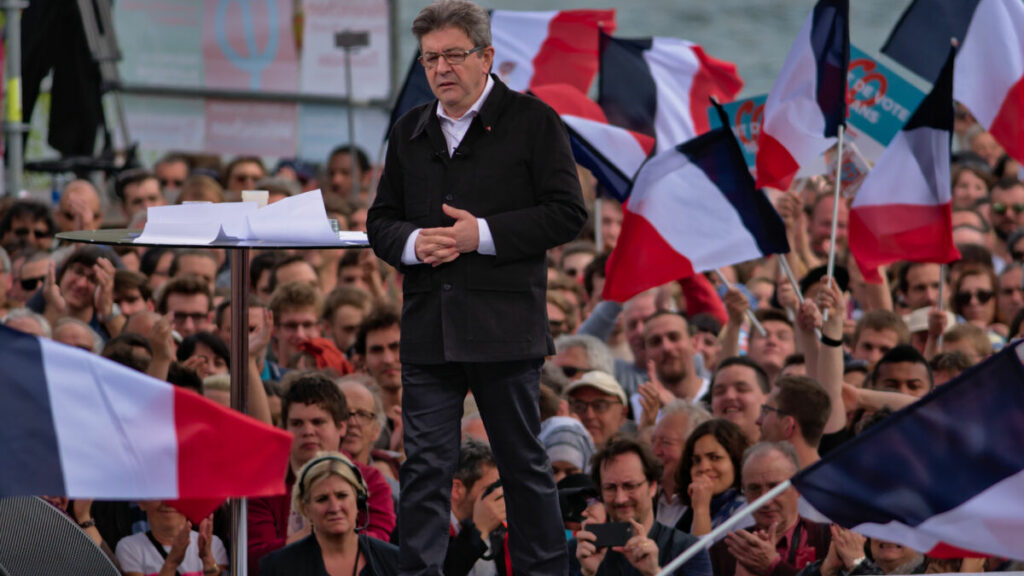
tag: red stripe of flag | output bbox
[529,10,616,93]
[688,45,744,135]
[172,387,292,522]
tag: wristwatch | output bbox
[843,556,866,575]
[78,519,96,529]
[100,303,122,323]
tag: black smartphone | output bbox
[588,522,633,548]
[481,479,503,499]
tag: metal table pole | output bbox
[228,247,250,576]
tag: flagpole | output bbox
[655,481,792,576]
[937,263,946,349]
[779,256,822,340]
[823,124,845,324]
[713,268,766,337]
[595,196,604,254]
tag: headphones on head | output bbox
[298,453,370,531]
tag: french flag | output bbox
[793,340,1024,560]
[602,107,789,303]
[598,33,743,153]
[532,83,654,202]
[755,0,848,191]
[491,9,615,93]
[848,48,960,283]
[883,0,1024,164]
[386,9,615,134]
[0,325,292,522]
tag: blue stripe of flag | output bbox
[565,125,634,203]
[811,0,849,137]
[598,33,657,140]
[903,46,955,133]
[881,0,980,84]
[674,126,789,257]
[0,325,66,496]
[793,342,1024,528]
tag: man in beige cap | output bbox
[565,370,630,449]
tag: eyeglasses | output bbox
[992,202,1024,215]
[570,398,620,415]
[19,276,45,291]
[743,480,788,498]
[760,404,788,418]
[158,178,184,189]
[348,409,376,426]
[12,227,52,239]
[419,46,485,69]
[65,263,97,283]
[600,480,648,496]
[954,289,994,307]
[560,365,590,379]
[172,311,208,324]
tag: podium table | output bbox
[57,229,370,576]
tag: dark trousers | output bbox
[398,359,568,576]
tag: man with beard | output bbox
[572,437,711,576]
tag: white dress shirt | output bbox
[401,75,497,265]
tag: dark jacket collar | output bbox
[411,74,509,141]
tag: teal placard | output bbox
[707,44,926,169]
[846,45,925,152]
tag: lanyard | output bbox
[145,530,184,576]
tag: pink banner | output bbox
[202,0,299,91]
[204,100,298,156]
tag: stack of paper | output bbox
[135,190,369,246]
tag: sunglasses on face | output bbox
[560,365,590,379]
[19,276,45,291]
[158,178,184,188]
[991,202,1024,215]
[13,227,52,239]
[954,289,995,307]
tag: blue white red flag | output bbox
[533,84,654,202]
[0,325,292,522]
[386,9,615,137]
[849,48,961,283]
[755,0,848,191]
[883,0,1024,165]
[793,340,1024,560]
[598,33,743,153]
[602,107,788,302]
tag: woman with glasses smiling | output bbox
[950,265,1004,347]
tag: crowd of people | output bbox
[3,42,1024,576]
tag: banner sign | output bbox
[708,45,926,173]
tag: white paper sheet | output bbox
[246,189,339,243]
[135,202,258,245]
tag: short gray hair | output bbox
[53,317,104,354]
[554,333,615,376]
[741,441,800,476]
[660,399,711,437]
[412,0,491,48]
[2,307,52,338]
[336,374,387,429]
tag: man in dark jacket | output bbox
[366,1,587,574]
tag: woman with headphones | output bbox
[260,452,399,576]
